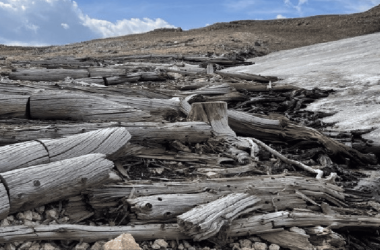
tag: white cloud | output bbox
[0,0,175,46]
[61,23,69,29]
[284,0,308,13]
[276,14,287,19]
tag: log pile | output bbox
[0,53,379,250]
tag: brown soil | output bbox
[0,5,379,61]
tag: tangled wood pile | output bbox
[0,54,380,250]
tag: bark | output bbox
[0,121,211,146]
[0,183,10,220]
[1,153,114,213]
[9,69,89,81]
[177,193,261,241]
[29,93,153,122]
[0,94,29,118]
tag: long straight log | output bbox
[0,183,10,220]
[0,94,29,118]
[9,69,89,81]
[1,154,114,213]
[88,67,126,77]
[29,93,153,122]
[216,70,278,83]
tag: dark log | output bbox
[0,224,187,243]
[0,182,10,220]
[1,153,114,213]
[0,121,211,146]
[40,127,131,162]
[88,67,126,77]
[177,193,261,241]
[0,94,29,118]
[216,70,278,83]
[229,82,300,92]
[0,141,49,173]
[29,93,153,122]
[9,69,89,81]
[75,77,105,85]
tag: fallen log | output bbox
[29,93,153,122]
[1,153,114,213]
[0,182,10,220]
[0,224,187,243]
[88,67,126,77]
[9,69,89,81]
[216,71,278,83]
[229,82,300,92]
[0,94,29,118]
[259,229,314,250]
[0,121,211,146]
[0,127,130,172]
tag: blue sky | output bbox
[0,0,379,46]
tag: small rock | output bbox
[32,211,42,221]
[290,226,307,235]
[103,233,142,250]
[45,209,58,220]
[19,242,33,250]
[4,243,16,250]
[42,243,57,250]
[29,243,41,250]
[89,221,96,226]
[254,242,268,250]
[240,239,252,248]
[0,219,9,227]
[249,236,262,242]
[6,215,14,222]
[36,205,45,213]
[269,244,280,250]
[152,239,168,249]
[12,242,21,247]
[202,247,211,250]
[24,210,33,221]
[16,212,25,220]
[230,243,240,250]
[90,241,106,250]
[182,240,192,248]
[74,242,90,250]
[177,243,185,250]
[23,220,34,226]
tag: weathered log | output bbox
[0,182,10,220]
[259,229,314,250]
[0,224,187,243]
[40,127,131,162]
[0,94,29,118]
[1,153,114,213]
[216,70,278,83]
[64,196,94,223]
[75,77,105,85]
[29,93,153,122]
[229,82,300,92]
[181,84,234,96]
[0,141,49,173]
[9,69,89,81]
[188,102,236,138]
[104,75,140,85]
[88,67,126,77]
[0,121,211,146]
[177,193,261,241]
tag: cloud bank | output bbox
[0,0,175,46]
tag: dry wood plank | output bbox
[1,153,114,213]
[29,93,153,122]
[0,94,29,118]
[40,127,131,162]
[0,224,187,243]
[0,182,10,220]
[88,67,126,77]
[9,69,89,81]
[0,121,211,146]
[0,141,49,173]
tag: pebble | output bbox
[4,243,15,250]
[23,210,33,221]
[240,239,252,248]
[32,211,42,221]
[18,242,32,250]
[45,209,58,220]
[249,236,262,242]
[16,212,25,220]
[0,219,9,227]
[103,233,142,250]
[36,205,45,214]
[152,239,168,249]
[90,241,106,250]
[230,243,240,250]
[269,244,280,250]
[182,240,192,248]
[177,243,185,250]
[6,215,14,222]
[42,243,57,250]
[29,243,41,250]
[74,242,90,250]
[253,242,268,250]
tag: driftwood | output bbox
[64,196,94,223]
[0,94,29,118]
[216,70,278,83]
[0,121,211,146]
[177,193,261,241]
[1,153,114,213]
[88,67,126,77]
[0,183,10,220]
[9,69,89,81]
[259,229,314,250]
[29,93,153,122]
[229,82,300,92]
[0,127,130,172]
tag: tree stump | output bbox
[1,154,114,213]
[188,102,236,138]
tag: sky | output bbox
[0,0,379,46]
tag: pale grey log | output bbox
[88,67,126,77]
[0,121,211,146]
[40,127,131,162]
[0,224,187,243]
[259,230,314,250]
[0,183,10,220]
[75,77,105,85]
[0,94,29,118]
[181,84,234,96]
[29,93,153,122]
[1,153,114,213]
[9,69,89,81]
[0,141,49,173]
